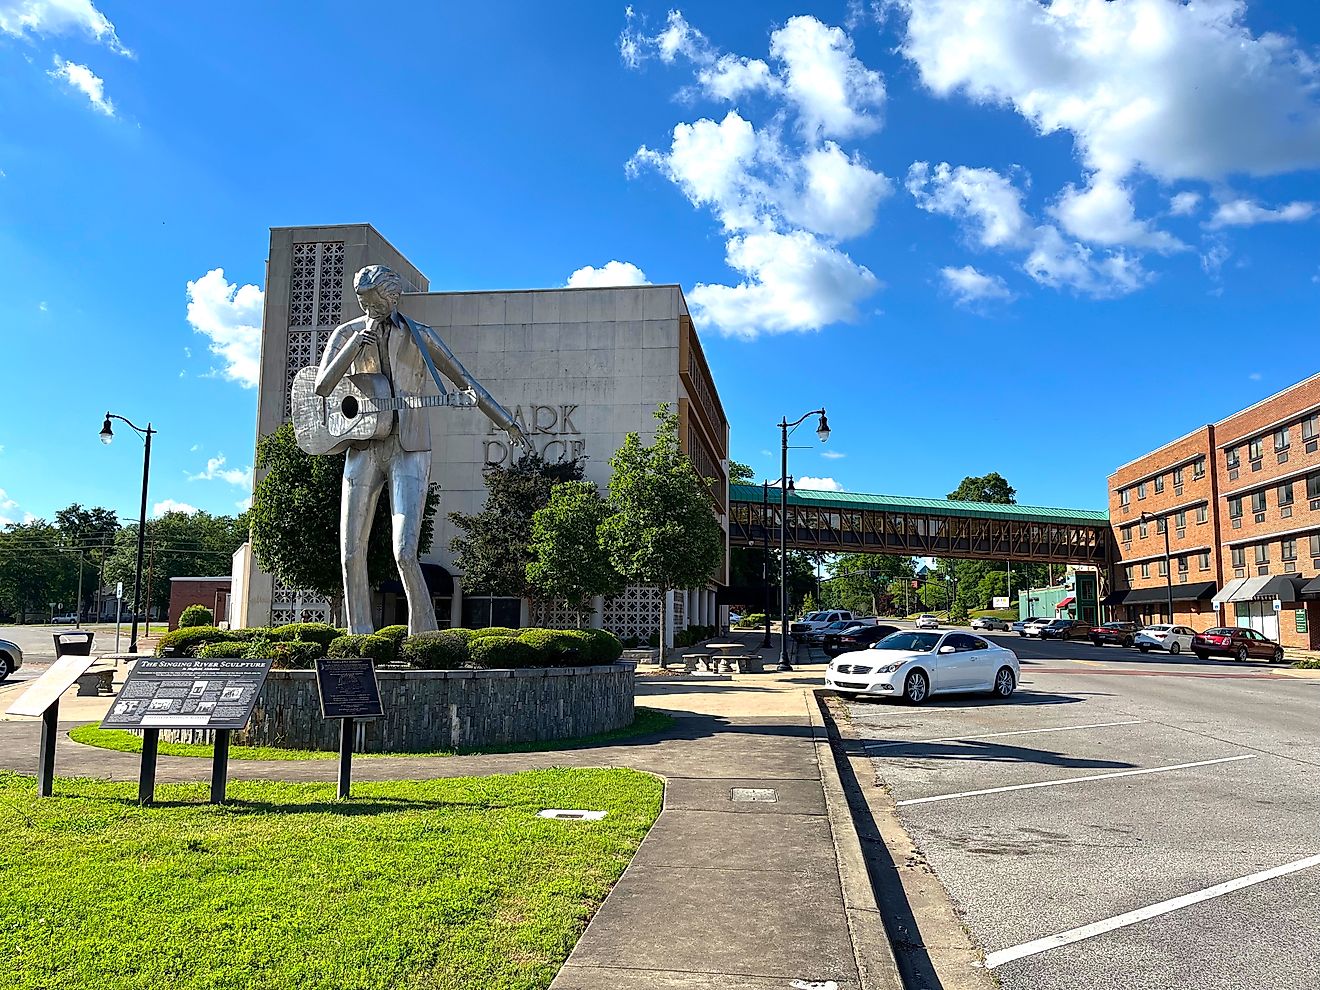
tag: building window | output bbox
[1227,448,1240,469]
[1282,539,1297,562]
[1308,473,1320,501]
[1119,488,1130,507]
[1251,491,1267,514]
[1232,547,1245,568]
[1175,510,1187,529]
[1124,565,1134,583]
[1121,525,1132,542]
[1229,496,1243,519]
[1304,414,1318,441]
[1193,458,1205,479]
[1255,544,1269,565]
[1137,482,1147,500]
[1173,466,1185,486]
[1276,427,1290,451]
[1141,562,1150,578]
[1199,551,1211,571]
[1311,534,1320,558]
[1139,520,1149,538]
[1196,504,1208,524]
[1279,481,1294,506]
[1154,475,1165,494]
[1158,558,1169,576]
[1249,438,1264,461]
[1177,556,1189,574]
[1156,517,1167,534]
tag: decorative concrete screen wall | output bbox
[156,664,634,753]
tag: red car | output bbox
[1191,627,1285,663]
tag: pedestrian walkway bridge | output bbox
[728,484,1111,565]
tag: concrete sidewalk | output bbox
[0,635,902,989]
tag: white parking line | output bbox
[984,852,1320,969]
[865,720,1144,750]
[895,754,1255,806]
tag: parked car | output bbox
[728,611,743,625]
[0,637,23,682]
[825,630,1020,704]
[1191,626,1285,663]
[1009,618,1036,635]
[790,610,856,638]
[1020,617,1053,637]
[1133,624,1197,655]
[914,614,941,629]
[1039,618,1092,641]
[803,619,854,645]
[971,616,1010,632]
[823,623,901,657]
[1091,621,1138,647]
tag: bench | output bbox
[731,654,765,674]
[75,669,115,696]
[680,653,711,673]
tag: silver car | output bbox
[0,638,24,682]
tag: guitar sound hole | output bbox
[341,395,359,419]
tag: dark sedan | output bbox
[1192,627,1285,663]
[1090,621,1138,647]
[823,624,901,658]
[1038,619,1092,641]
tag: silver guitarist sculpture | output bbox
[291,264,527,635]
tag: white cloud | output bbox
[187,453,252,489]
[1208,199,1317,228]
[565,260,650,288]
[0,487,17,526]
[1024,225,1147,297]
[1200,237,1231,278]
[0,0,130,55]
[186,268,264,389]
[796,476,843,491]
[37,300,47,312]
[907,161,1031,249]
[1051,175,1184,251]
[47,56,114,116]
[940,265,1014,305]
[769,15,886,140]
[821,450,846,460]
[891,0,1320,182]
[697,53,779,101]
[235,495,253,512]
[1248,372,1263,381]
[689,230,879,339]
[784,142,894,240]
[1169,191,1202,216]
[152,499,199,518]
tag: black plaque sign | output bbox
[315,658,384,719]
[101,656,273,731]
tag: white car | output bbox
[728,611,743,624]
[51,613,79,624]
[0,638,24,682]
[1021,617,1052,637]
[1133,624,1196,655]
[915,614,940,629]
[971,616,1010,632]
[826,629,1020,704]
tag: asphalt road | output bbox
[849,633,1320,990]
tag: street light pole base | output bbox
[775,661,794,672]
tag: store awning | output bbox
[1110,582,1217,607]
[1256,574,1304,604]
[1101,590,1128,606]
[1055,596,1075,610]
[1302,575,1320,599]
[1224,575,1272,604]
[1212,578,1245,608]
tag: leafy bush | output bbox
[646,631,660,648]
[327,634,396,664]
[401,630,471,670]
[376,624,409,648]
[518,628,587,666]
[470,626,520,641]
[155,626,238,657]
[581,628,623,663]
[735,613,766,628]
[268,639,324,669]
[178,605,213,628]
[196,641,247,659]
[469,637,539,669]
[271,622,341,648]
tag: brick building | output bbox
[167,576,231,630]
[1106,373,1320,648]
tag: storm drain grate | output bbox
[730,787,778,803]
[538,809,607,821]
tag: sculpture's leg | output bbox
[342,446,385,634]
[389,447,438,635]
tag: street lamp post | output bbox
[100,413,156,654]
[760,476,793,648]
[778,408,831,672]
[1142,510,1175,625]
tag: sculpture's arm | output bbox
[314,324,364,397]
[415,324,529,447]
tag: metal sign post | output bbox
[315,658,384,800]
[5,655,102,797]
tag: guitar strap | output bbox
[402,315,449,397]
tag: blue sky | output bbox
[0,0,1318,527]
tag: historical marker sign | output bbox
[102,656,272,730]
[5,655,100,717]
[315,658,384,719]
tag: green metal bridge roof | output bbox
[729,484,1110,528]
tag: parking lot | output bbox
[850,633,1320,989]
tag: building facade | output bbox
[1107,373,1320,647]
[231,224,729,643]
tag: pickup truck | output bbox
[790,610,878,640]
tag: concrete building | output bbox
[231,224,729,644]
[1106,372,1320,646]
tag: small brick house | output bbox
[168,576,231,630]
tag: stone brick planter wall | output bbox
[154,664,635,753]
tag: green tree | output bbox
[249,423,440,617]
[0,520,77,621]
[800,592,818,616]
[947,472,1017,504]
[827,553,916,616]
[599,405,723,659]
[54,504,119,614]
[450,452,584,599]
[944,472,1019,614]
[728,460,755,486]
[525,480,624,626]
[105,510,249,617]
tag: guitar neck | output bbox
[365,392,477,412]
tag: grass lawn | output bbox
[69,707,675,761]
[0,767,662,990]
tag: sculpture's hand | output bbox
[506,422,531,451]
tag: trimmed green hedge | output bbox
[327,634,396,664]
[468,637,539,669]
[376,624,409,648]
[156,626,238,657]
[196,641,246,659]
[271,622,341,648]
[178,605,213,628]
[400,630,470,670]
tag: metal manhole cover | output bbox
[731,787,778,802]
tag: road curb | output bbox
[809,690,905,990]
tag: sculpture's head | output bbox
[354,265,404,320]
